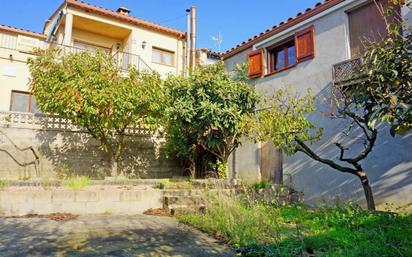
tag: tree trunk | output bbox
[357,171,376,211]
[109,151,118,177]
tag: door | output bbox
[260,141,283,184]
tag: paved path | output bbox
[0,215,235,257]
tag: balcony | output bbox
[50,44,152,72]
[0,32,152,72]
[332,58,365,86]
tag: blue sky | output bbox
[0,0,320,52]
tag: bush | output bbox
[63,176,90,190]
[178,193,412,257]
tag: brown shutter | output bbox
[248,49,264,78]
[295,26,315,62]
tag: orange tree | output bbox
[28,49,164,177]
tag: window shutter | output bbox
[295,26,315,62]
[248,49,264,78]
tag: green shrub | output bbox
[63,176,90,190]
[178,193,412,257]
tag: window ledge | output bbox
[265,64,296,77]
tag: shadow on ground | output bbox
[0,215,234,257]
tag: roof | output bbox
[222,0,345,59]
[65,0,186,39]
[0,24,46,39]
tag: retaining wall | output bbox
[0,189,164,216]
[0,111,180,179]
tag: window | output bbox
[73,41,111,54]
[10,91,40,113]
[152,47,174,66]
[269,39,296,73]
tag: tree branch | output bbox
[295,137,358,175]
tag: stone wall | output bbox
[0,111,180,179]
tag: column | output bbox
[63,13,73,46]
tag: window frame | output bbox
[151,47,175,67]
[9,90,39,113]
[267,37,297,75]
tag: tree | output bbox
[348,1,411,136]
[247,88,378,211]
[28,49,164,177]
[165,61,258,178]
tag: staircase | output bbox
[163,190,206,216]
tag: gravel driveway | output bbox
[0,214,235,257]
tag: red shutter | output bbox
[295,26,315,62]
[248,49,264,78]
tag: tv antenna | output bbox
[212,32,222,52]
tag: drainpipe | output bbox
[190,6,197,71]
[185,8,191,77]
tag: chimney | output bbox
[117,7,131,15]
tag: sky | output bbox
[0,0,321,52]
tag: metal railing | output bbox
[113,51,152,72]
[0,33,152,73]
[332,58,365,86]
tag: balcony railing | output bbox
[0,33,152,73]
[113,51,152,73]
[332,58,366,86]
[50,44,153,73]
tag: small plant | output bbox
[251,180,271,190]
[63,176,90,190]
[0,180,7,191]
[216,160,227,179]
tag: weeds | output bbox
[63,176,90,190]
[178,193,412,257]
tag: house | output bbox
[0,0,194,179]
[223,0,412,208]
[0,0,188,113]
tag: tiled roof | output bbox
[65,0,186,39]
[0,24,46,39]
[222,0,345,59]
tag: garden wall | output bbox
[0,111,180,179]
[0,189,164,216]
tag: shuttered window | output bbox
[295,26,315,62]
[248,49,264,78]
[348,0,400,58]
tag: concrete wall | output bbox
[0,189,164,216]
[224,0,412,209]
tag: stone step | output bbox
[163,195,204,208]
[167,204,206,216]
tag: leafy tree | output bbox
[348,1,412,136]
[28,49,164,177]
[247,87,378,211]
[165,61,258,178]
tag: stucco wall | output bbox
[224,0,412,209]
[0,34,37,111]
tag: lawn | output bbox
[178,193,412,257]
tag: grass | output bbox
[178,193,412,257]
[63,176,91,190]
[153,179,193,190]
